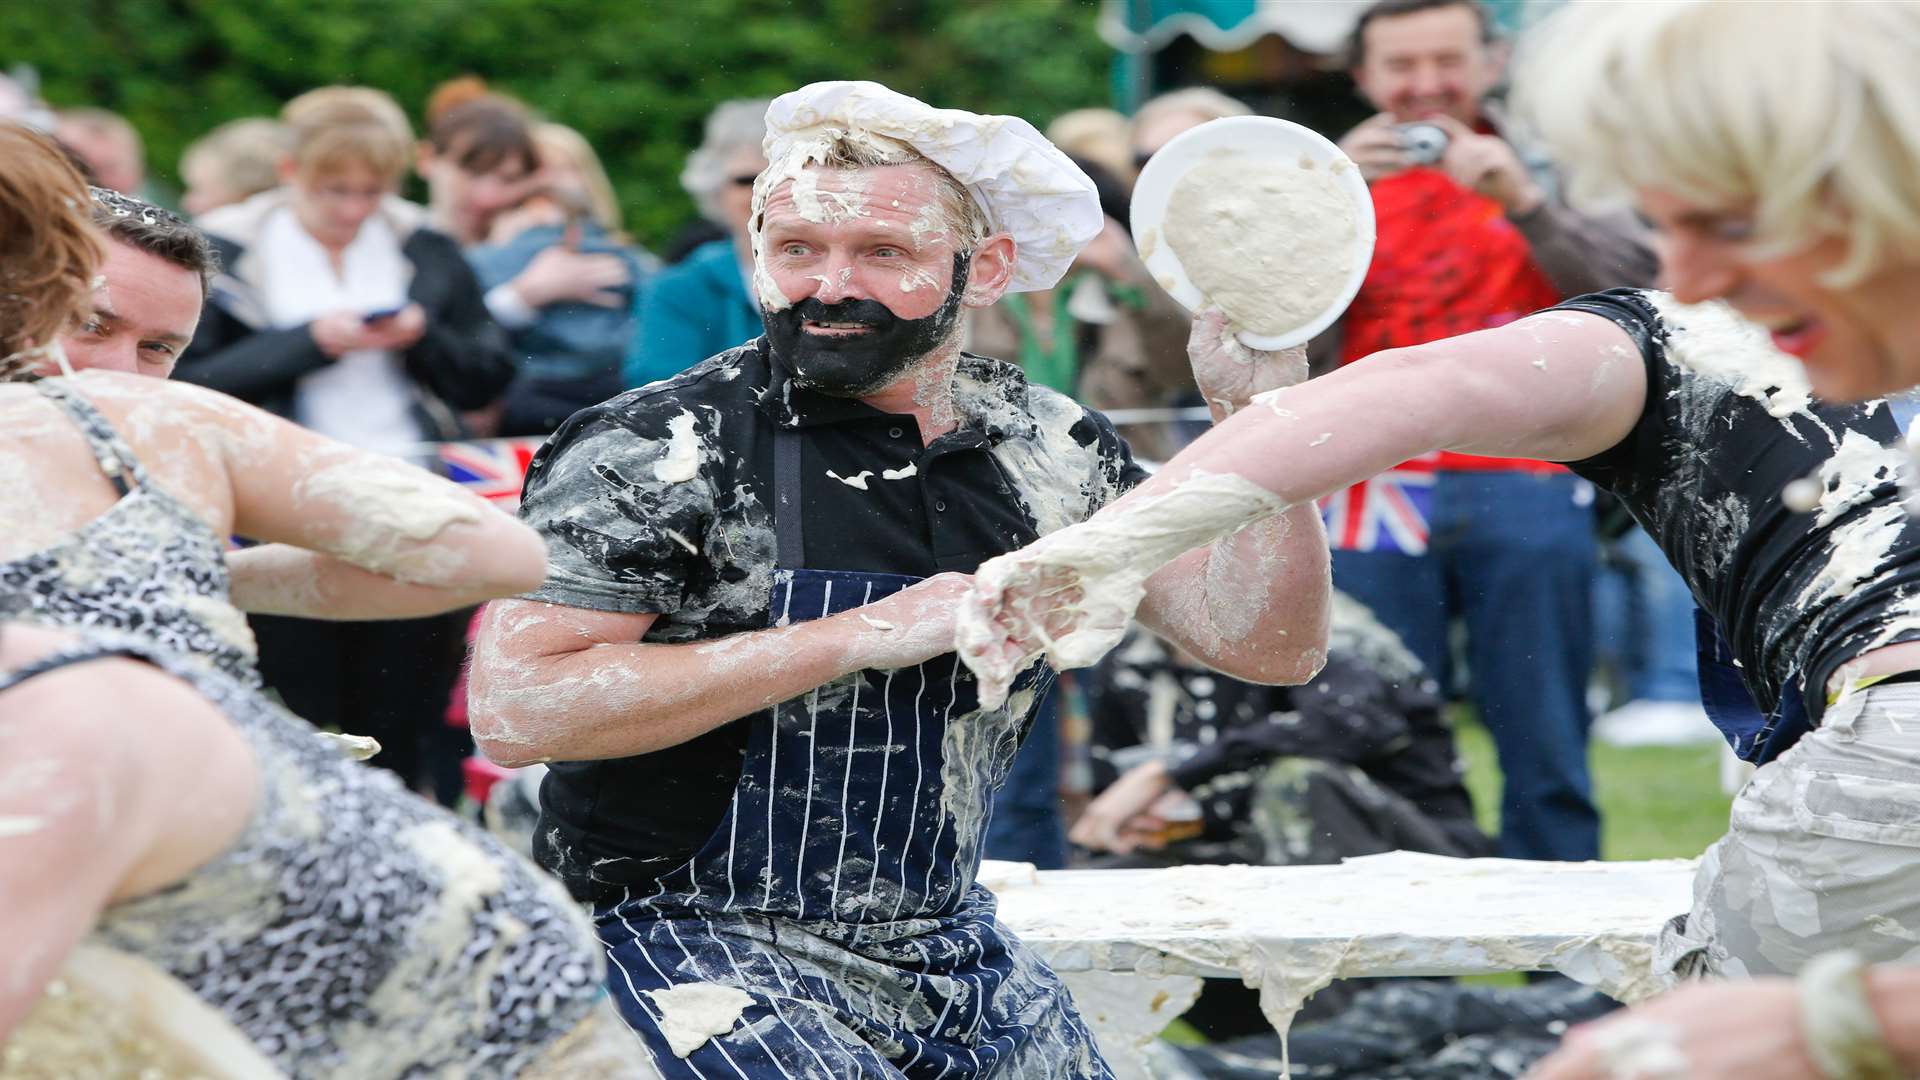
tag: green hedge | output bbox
[16,0,1112,249]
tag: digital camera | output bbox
[1397,122,1450,166]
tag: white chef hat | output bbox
[762,81,1103,294]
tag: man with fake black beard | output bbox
[471,81,1331,1078]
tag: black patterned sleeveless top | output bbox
[0,633,611,1077]
[0,379,259,683]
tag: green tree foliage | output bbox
[14,0,1112,247]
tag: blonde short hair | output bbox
[1131,88,1251,136]
[534,122,624,236]
[180,117,289,202]
[1517,0,1920,285]
[681,99,770,220]
[1047,108,1132,181]
[281,86,413,183]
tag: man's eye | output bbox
[872,247,904,259]
[81,319,105,335]
[781,243,810,257]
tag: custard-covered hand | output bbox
[1188,308,1309,417]
[1525,981,1818,1080]
[848,572,976,670]
[957,545,1138,710]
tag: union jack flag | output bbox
[1318,455,1437,555]
[434,437,546,510]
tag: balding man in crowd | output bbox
[55,107,147,196]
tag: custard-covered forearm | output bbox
[227,545,490,620]
[471,580,969,765]
[958,471,1291,706]
[1141,500,1330,682]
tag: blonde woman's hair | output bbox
[0,125,102,372]
[1517,0,1920,285]
[281,85,414,183]
[180,117,289,203]
[533,122,624,237]
[1130,87,1251,134]
[1047,108,1133,181]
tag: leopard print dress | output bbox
[0,379,259,682]
[0,633,616,1078]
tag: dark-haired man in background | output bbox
[1315,0,1657,865]
[55,188,215,378]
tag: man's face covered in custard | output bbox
[755,161,975,397]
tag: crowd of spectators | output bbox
[0,0,1707,888]
[15,0,1920,1073]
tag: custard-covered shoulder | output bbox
[592,342,761,427]
[516,355,743,614]
[991,380,1148,536]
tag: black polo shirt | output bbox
[1559,289,1920,741]
[517,336,1147,900]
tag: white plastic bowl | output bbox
[1130,115,1376,350]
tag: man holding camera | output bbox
[1317,0,1656,865]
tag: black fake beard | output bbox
[762,253,972,398]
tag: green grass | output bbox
[1452,711,1734,862]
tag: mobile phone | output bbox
[362,304,407,324]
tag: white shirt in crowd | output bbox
[258,208,422,456]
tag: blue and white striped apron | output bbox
[598,428,1111,1078]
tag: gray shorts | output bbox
[1658,682,1920,977]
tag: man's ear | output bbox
[961,233,1018,307]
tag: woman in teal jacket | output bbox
[623,99,767,387]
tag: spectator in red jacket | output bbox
[1313,0,1658,866]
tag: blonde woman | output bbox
[175,85,516,788]
[1518,0,1920,405]
[1505,4,1920,1076]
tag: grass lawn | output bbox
[1452,713,1734,862]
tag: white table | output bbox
[983,852,1698,1078]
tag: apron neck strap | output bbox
[773,425,805,569]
